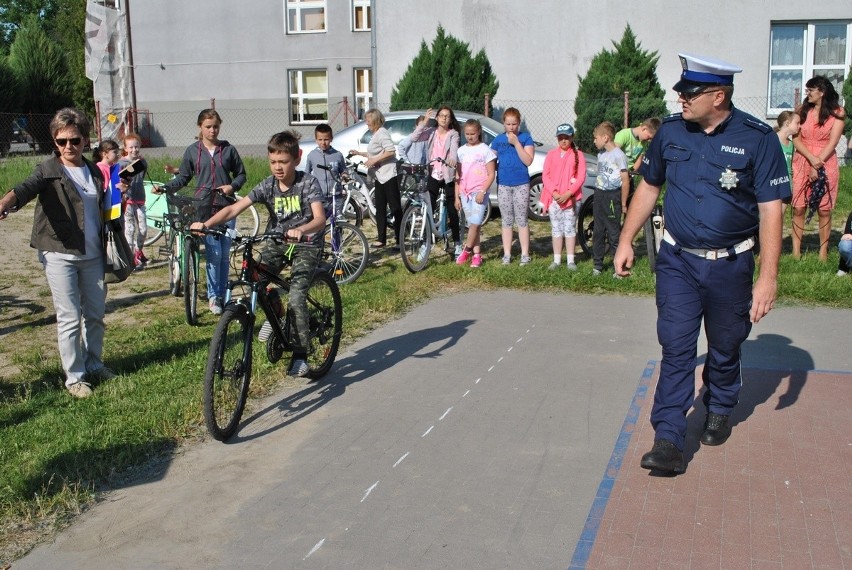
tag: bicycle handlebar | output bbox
[197,227,314,247]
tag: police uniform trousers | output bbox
[652,239,754,450]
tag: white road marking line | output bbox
[498,356,504,363]
[488,365,494,372]
[508,346,513,352]
[393,452,409,468]
[422,425,434,437]
[463,389,470,397]
[304,538,325,560]
[439,407,452,420]
[361,480,379,502]
[475,377,481,384]
[517,337,523,343]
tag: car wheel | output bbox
[528,175,548,221]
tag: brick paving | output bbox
[571,362,852,570]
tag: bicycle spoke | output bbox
[203,305,252,440]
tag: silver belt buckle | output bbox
[706,249,719,260]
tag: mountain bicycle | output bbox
[398,158,467,273]
[159,187,208,325]
[200,229,343,441]
[316,164,371,285]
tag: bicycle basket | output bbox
[399,163,428,177]
[165,187,214,231]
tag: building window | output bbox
[285,0,325,34]
[768,21,850,115]
[352,0,371,31]
[289,69,328,124]
[354,68,373,117]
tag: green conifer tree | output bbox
[574,25,667,151]
[390,26,498,113]
[8,14,73,150]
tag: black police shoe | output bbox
[640,439,684,474]
[700,413,732,446]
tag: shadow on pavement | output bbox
[233,319,476,442]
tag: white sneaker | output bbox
[837,269,848,277]
[519,255,531,266]
[501,255,511,265]
[67,380,93,398]
[548,262,560,270]
[566,262,577,271]
[288,358,309,377]
[209,298,223,315]
[593,268,602,276]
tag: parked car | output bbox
[298,110,598,221]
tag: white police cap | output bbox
[673,52,742,94]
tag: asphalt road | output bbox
[15,291,851,569]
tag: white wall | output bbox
[375,1,850,111]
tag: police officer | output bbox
[613,53,791,474]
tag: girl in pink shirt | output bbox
[455,119,496,268]
[541,124,586,270]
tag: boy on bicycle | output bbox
[190,130,326,377]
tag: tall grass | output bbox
[0,154,849,562]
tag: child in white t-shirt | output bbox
[455,119,496,268]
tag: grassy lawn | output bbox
[0,154,849,561]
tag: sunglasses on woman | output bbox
[55,137,83,147]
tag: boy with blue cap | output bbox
[614,53,791,474]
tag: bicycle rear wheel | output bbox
[305,271,342,380]
[184,238,199,325]
[326,221,370,285]
[235,203,260,238]
[578,196,594,256]
[341,197,364,227]
[169,232,182,297]
[203,303,253,441]
[400,204,432,273]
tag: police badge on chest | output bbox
[719,168,739,191]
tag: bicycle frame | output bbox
[225,238,293,350]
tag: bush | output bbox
[390,26,499,114]
[574,25,668,151]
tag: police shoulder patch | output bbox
[743,116,772,134]
[662,113,682,124]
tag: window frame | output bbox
[354,67,373,119]
[284,0,326,35]
[351,0,371,32]
[289,68,329,125]
[767,20,851,117]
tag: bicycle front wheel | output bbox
[400,204,431,273]
[184,238,199,325]
[326,221,369,285]
[168,231,182,297]
[203,303,253,441]
[305,271,342,380]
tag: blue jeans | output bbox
[839,238,852,273]
[205,219,235,301]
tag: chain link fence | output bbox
[3,95,849,163]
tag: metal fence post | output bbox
[623,91,630,128]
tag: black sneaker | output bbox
[700,413,732,446]
[640,439,684,473]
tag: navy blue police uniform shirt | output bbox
[640,107,792,250]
